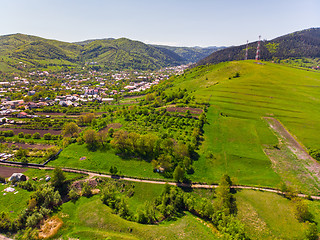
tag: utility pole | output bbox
[245,40,249,60]
[255,35,261,61]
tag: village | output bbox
[0,64,190,119]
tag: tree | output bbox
[110,166,118,175]
[32,132,40,139]
[292,198,313,222]
[68,188,79,201]
[62,122,80,138]
[15,147,28,160]
[51,167,65,189]
[305,222,318,240]
[215,174,234,215]
[173,165,185,182]
[43,133,52,140]
[81,182,92,197]
[83,129,98,150]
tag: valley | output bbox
[0,28,320,240]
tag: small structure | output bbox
[17,112,28,118]
[4,187,15,192]
[9,173,27,182]
[45,176,51,182]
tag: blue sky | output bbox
[1,0,319,47]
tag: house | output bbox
[28,90,36,96]
[17,112,28,118]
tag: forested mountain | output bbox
[0,34,184,71]
[197,27,320,65]
[80,38,184,70]
[153,45,225,63]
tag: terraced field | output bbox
[168,61,320,192]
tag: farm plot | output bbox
[166,61,320,189]
[0,166,27,178]
[264,117,320,195]
[6,142,54,150]
[0,128,61,136]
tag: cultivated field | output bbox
[0,166,27,178]
[166,61,320,190]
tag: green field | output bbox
[55,195,219,240]
[0,184,31,218]
[49,144,165,180]
[165,61,320,190]
[236,189,320,240]
[49,61,320,192]
[127,182,165,212]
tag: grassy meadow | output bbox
[0,184,31,218]
[236,189,310,240]
[49,61,320,192]
[49,144,165,180]
[167,61,320,190]
[55,195,219,240]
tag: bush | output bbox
[81,182,92,197]
[26,212,43,228]
[43,133,52,140]
[18,132,25,138]
[25,133,31,139]
[0,176,5,183]
[309,149,320,161]
[68,188,80,201]
[32,132,40,139]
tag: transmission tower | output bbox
[255,35,261,61]
[245,40,249,60]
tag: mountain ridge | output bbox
[197,27,320,66]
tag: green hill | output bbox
[81,38,184,70]
[153,45,225,63]
[165,60,320,193]
[0,34,186,71]
[197,27,320,65]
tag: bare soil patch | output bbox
[0,128,61,136]
[264,117,320,193]
[0,166,27,178]
[38,216,63,239]
[166,106,203,115]
[70,178,98,190]
[99,123,122,133]
[6,142,54,150]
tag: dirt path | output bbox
[264,117,320,182]
[1,161,320,200]
[0,235,12,240]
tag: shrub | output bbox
[0,176,5,183]
[32,132,40,139]
[43,133,52,140]
[25,133,31,139]
[81,182,92,197]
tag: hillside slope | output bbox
[0,34,185,71]
[81,38,184,70]
[197,27,320,65]
[153,45,224,63]
[165,61,320,193]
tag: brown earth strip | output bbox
[166,106,203,115]
[99,123,122,133]
[0,166,27,178]
[0,128,61,136]
[264,117,320,184]
[6,142,54,150]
